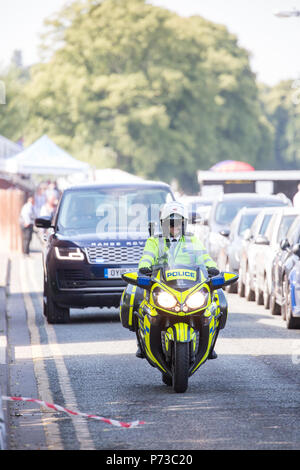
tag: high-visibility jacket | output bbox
[138,234,217,270]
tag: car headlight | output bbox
[185,289,208,310]
[55,247,84,261]
[156,291,177,309]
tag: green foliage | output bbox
[21,0,271,192]
[0,66,29,142]
[259,80,300,169]
[1,0,291,191]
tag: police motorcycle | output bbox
[120,242,238,393]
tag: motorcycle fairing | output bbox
[149,279,211,315]
[191,313,219,375]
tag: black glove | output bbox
[207,267,220,277]
[139,267,152,276]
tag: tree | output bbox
[23,0,271,192]
[0,64,29,142]
[260,80,300,169]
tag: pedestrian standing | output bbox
[34,184,46,216]
[39,192,58,219]
[19,195,36,255]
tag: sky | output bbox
[0,0,300,85]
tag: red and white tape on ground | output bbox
[2,396,145,428]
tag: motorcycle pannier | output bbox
[119,285,144,331]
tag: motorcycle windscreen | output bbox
[154,239,209,289]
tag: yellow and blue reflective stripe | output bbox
[143,316,166,372]
[128,286,137,327]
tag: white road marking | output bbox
[0,335,7,364]
[21,255,95,450]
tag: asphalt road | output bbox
[4,248,300,450]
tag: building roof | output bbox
[198,170,300,182]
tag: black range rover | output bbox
[35,181,175,323]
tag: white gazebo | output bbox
[4,135,90,175]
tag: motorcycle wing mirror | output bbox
[148,221,157,236]
[189,211,202,224]
[122,272,139,285]
[122,272,152,289]
[211,272,239,289]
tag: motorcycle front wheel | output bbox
[172,342,189,393]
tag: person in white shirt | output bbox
[19,195,36,255]
[293,184,300,210]
[40,192,58,219]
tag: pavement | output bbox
[0,253,9,450]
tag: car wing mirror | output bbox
[280,238,290,250]
[35,216,53,229]
[292,243,300,258]
[255,235,270,245]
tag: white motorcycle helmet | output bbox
[160,201,188,238]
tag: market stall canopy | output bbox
[0,134,23,171]
[0,134,23,159]
[4,135,90,175]
[210,160,255,172]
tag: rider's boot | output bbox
[136,344,145,359]
[208,349,218,360]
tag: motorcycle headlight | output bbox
[55,247,84,261]
[185,289,208,310]
[156,291,177,309]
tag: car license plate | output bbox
[104,268,133,278]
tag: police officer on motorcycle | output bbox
[137,201,220,359]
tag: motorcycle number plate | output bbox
[104,268,132,278]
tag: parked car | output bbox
[238,207,280,300]
[206,193,290,262]
[217,207,262,292]
[180,195,213,243]
[35,181,175,323]
[181,195,213,220]
[255,207,299,308]
[270,214,300,328]
[285,259,300,329]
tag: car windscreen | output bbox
[56,187,173,235]
[276,215,297,242]
[238,213,258,235]
[215,199,285,226]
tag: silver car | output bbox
[254,207,299,308]
[238,207,280,300]
[207,193,290,263]
[217,207,263,290]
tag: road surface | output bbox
[3,248,300,450]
